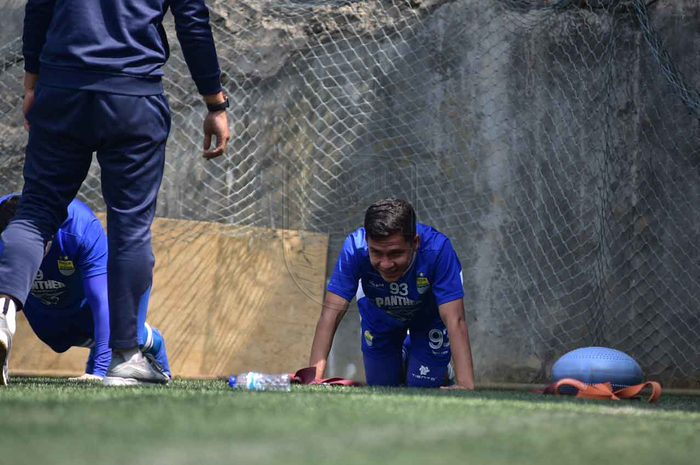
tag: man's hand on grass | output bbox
[440,384,474,390]
[68,373,103,381]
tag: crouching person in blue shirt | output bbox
[0,194,170,385]
[309,198,475,389]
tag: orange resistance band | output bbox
[542,378,661,403]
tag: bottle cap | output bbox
[228,376,237,388]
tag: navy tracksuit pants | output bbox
[0,85,170,349]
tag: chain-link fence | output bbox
[1,0,699,386]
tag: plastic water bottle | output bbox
[228,372,291,391]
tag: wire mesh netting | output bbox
[1,0,699,385]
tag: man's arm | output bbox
[79,274,111,379]
[438,298,475,390]
[22,0,56,132]
[72,213,110,379]
[23,0,55,75]
[309,291,350,379]
[169,0,230,159]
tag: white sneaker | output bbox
[0,327,10,386]
[102,350,170,386]
[0,297,17,386]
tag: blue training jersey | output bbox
[0,195,108,314]
[327,223,464,329]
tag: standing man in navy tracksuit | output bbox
[0,0,230,386]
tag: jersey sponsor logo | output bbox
[416,272,430,294]
[375,280,420,309]
[367,280,384,289]
[57,255,75,276]
[383,305,421,323]
[364,330,374,347]
[419,365,430,376]
[374,281,423,322]
[31,270,67,306]
[374,295,418,308]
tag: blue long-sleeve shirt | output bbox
[23,0,222,96]
[83,274,111,377]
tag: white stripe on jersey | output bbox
[356,279,366,301]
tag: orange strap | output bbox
[614,381,662,403]
[546,378,661,403]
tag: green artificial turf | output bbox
[1,378,699,465]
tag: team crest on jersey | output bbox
[364,330,374,347]
[417,272,430,294]
[57,255,75,276]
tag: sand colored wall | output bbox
[10,217,328,379]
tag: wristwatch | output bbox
[207,96,229,112]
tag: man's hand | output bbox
[68,373,103,381]
[440,383,474,391]
[202,92,231,160]
[23,72,39,132]
[23,91,34,132]
[202,110,230,160]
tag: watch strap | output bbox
[207,96,229,112]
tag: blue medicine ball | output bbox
[552,346,643,391]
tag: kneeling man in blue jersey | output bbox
[0,194,170,385]
[309,198,475,389]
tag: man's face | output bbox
[367,232,420,283]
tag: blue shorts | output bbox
[359,300,451,387]
[22,304,94,353]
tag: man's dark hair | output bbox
[0,195,20,234]
[364,198,416,241]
